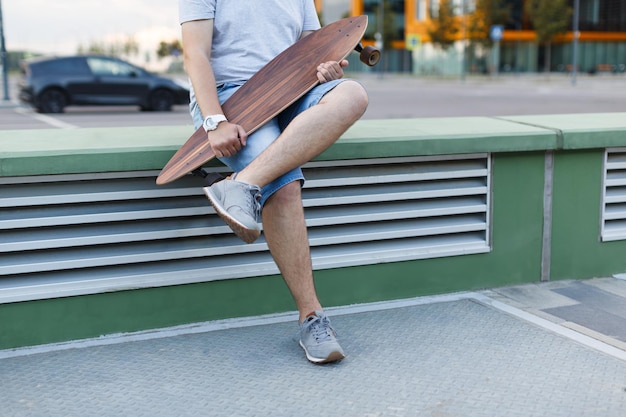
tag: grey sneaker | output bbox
[203,179,262,243]
[299,311,346,364]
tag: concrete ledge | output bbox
[0,115,565,178]
[316,117,558,161]
[0,126,194,177]
[3,113,624,178]
[0,113,626,177]
[501,113,626,150]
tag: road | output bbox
[1,73,625,130]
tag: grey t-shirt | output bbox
[178,0,321,85]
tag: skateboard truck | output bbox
[191,168,225,187]
[355,42,380,66]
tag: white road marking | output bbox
[14,107,79,129]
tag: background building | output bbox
[344,0,626,75]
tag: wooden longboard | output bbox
[156,15,378,185]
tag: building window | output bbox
[416,0,427,20]
[586,0,600,24]
[453,0,463,15]
[579,0,626,31]
[362,0,406,42]
[430,0,440,18]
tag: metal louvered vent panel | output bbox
[0,154,491,303]
[302,155,490,255]
[602,148,626,242]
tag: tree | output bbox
[363,1,398,52]
[525,0,572,73]
[428,0,460,50]
[380,1,397,52]
[122,37,140,57]
[77,36,139,58]
[468,0,511,48]
[157,40,183,59]
[77,41,107,55]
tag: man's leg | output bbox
[262,180,345,363]
[235,80,368,188]
[205,81,365,363]
[261,181,320,321]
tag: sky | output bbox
[4,0,180,55]
[3,0,350,56]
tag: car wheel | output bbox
[148,89,174,111]
[37,89,67,113]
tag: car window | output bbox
[33,58,90,76]
[86,57,140,77]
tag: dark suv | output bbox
[19,55,190,113]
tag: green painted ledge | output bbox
[0,126,194,177]
[316,117,557,160]
[2,112,624,178]
[0,116,558,177]
[501,113,626,150]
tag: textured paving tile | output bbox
[544,303,626,342]
[1,299,626,417]
[550,281,626,320]
[543,281,626,342]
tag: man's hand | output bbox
[208,122,248,158]
[316,60,349,83]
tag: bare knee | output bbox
[344,80,369,107]
[264,181,302,209]
[323,80,369,120]
[340,80,369,118]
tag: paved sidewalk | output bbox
[1,277,626,417]
[0,99,19,108]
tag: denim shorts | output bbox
[190,79,346,206]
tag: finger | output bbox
[322,61,343,71]
[216,145,228,158]
[331,63,344,78]
[323,62,339,74]
[230,135,241,152]
[211,141,229,158]
[220,146,234,158]
[316,64,327,77]
[209,141,223,158]
[237,125,248,147]
[207,137,219,157]
[318,62,343,81]
[316,64,332,82]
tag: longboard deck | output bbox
[156,15,370,185]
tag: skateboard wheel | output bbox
[360,46,380,67]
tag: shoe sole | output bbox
[203,186,261,244]
[299,341,346,364]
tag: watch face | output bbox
[204,115,226,131]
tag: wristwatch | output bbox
[202,114,228,132]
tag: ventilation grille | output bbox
[0,154,491,303]
[602,148,626,241]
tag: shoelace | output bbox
[234,179,261,222]
[301,314,336,343]
[246,187,262,222]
